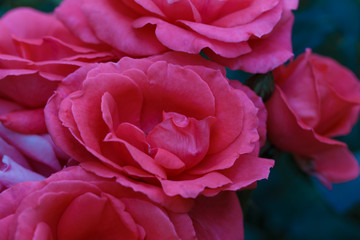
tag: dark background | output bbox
[1,1,360,239]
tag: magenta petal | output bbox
[0,109,47,134]
[134,16,252,57]
[0,22,17,55]
[190,192,244,240]
[160,172,232,198]
[122,198,181,239]
[104,132,167,179]
[230,81,267,146]
[57,193,138,240]
[101,92,120,132]
[33,222,53,240]
[80,161,194,212]
[208,11,295,73]
[0,99,23,116]
[148,112,214,168]
[302,144,360,185]
[153,148,185,170]
[55,0,101,44]
[115,123,148,151]
[0,137,30,169]
[167,212,197,240]
[0,72,59,108]
[178,2,282,42]
[81,0,166,55]
[149,51,226,74]
[199,70,259,155]
[125,0,165,17]
[1,8,69,40]
[0,124,61,171]
[216,155,274,192]
[70,72,143,152]
[140,61,216,132]
[0,155,45,188]
[212,0,280,27]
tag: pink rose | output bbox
[0,7,119,134]
[45,52,273,203]
[55,0,298,73]
[0,166,244,240]
[266,49,360,186]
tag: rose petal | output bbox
[0,155,45,188]
[122,198,181,239]
[148,112,214,168]
[57,193,138,240]
[134,16,252,58]
[0,137,30,169]
[0,109,47,134]
[189,192,244,240]
[81,0,167,56]
[160,172,232,198]
[178,1,282,42]
[80,161,194,212]
[0,124,61,171]
[140,61,216,132]
[208,10,295,73]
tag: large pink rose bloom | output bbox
[0,166,244,240]
[55,0,298,73]
[45,52,273,202]
[267,49,360,186]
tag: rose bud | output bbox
[266,49,360,187]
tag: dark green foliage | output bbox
[0,0,60,16]
[244,73,274,102]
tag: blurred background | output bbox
[1,0,360,239]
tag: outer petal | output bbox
[0,155,45,189]
[208,11,295,73]
[203,155,274,195]
[0,109,47,134]
[160,172,232,198]
[0,124,61,173]
[55,0,101,44]
[189,192,244,240]
[45,64,99,164]
[80,161,194,212]
[178,1,283,43]
[134,16,252,58]
[81,0,167,56]
[0,72,59,109]
[230,80,267,146]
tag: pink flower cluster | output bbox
[0,1,359,239]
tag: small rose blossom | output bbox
[45,52,273,203]
[55,0,298,73]
[0,166,244,240]
[0,7,119,135]
[266,49,360,186]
